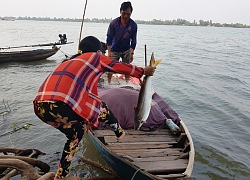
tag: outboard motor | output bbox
[59,34,67,44]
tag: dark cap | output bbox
[78,36,102,53]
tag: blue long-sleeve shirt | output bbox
[106,17,137,52]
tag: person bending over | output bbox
[33,36,155,180]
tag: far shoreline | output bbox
[1,16,250,28]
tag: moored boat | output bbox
[88,74,195,180]
[0,46,59,63]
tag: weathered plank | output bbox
[111,147,183,155]
[174,133,187,148]
[107,142,173,150]
[122,155,187,162]
[95,129,176,136]
[116,150,183,159]
[126,129,176,136]
[133,159,188,173]
[107,141,172,145]
[103,135,177,143]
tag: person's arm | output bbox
[106,20,115,58]
[129,48,134,63]
[129,21,137,63]
[130,21,137,52]
[107,45,112,58]
[100,54,155,78]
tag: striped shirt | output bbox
[33,52,143,127]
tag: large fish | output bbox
[134,53,162,130]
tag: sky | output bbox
[1,0,250,25]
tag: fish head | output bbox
[134,115,144,130]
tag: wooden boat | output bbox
[0,46,59,63]
[88,74,195,180]
[0,17,15,21]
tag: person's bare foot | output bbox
[117,131,125,141]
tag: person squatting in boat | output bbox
[33,36,156,180]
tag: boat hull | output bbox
[89,131,160,180]
[89,74,195,180]
[0,46,59,63]
[89,121,194,180]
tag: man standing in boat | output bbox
[106,1,137,84]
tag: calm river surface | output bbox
[0,20,250,179]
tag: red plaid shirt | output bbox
[34,52,144,127]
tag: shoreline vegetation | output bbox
[1,16,250,28]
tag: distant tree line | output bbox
[2,16,250,28]
[136,18,250,28]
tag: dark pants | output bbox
[33,100,122,178]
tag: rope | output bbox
[131,168,144,180]
[59,48,69,58]
[78,0,88,52]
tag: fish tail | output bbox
[154,59,162,67]
[150,52,162,67]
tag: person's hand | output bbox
[143,66,156,76]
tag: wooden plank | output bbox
[95,129,176,136]
[123,155,187,162]
[116,150,184,158]
[183,143,190,153]
[107,142,173,150]
[126,129,176,136]
[178,152,189,159]
[94,130,113,136]
[111,147,183,154]
[107,141,173,145]
[174,133,187,148]
[133,159,188,173]
[103,135,177,143]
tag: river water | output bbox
[0,20,250,180]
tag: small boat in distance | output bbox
[0,17,15,21]
[0,34,73,64]
[0,46,59,63]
